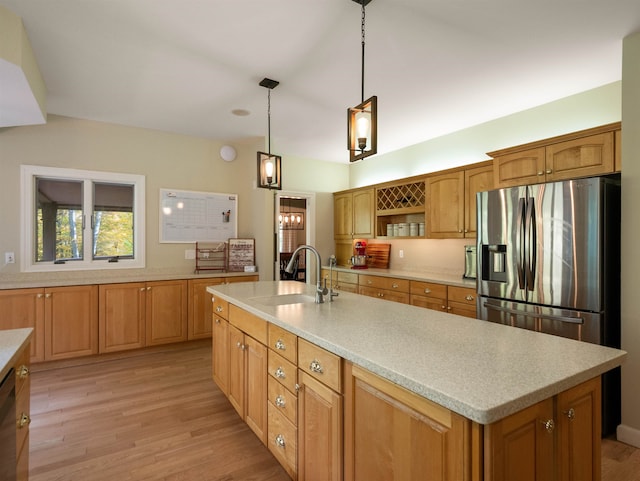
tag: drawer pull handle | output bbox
[275,339,286,351]
[424,288,431,294]
[275,395,286,408]
[215,306,223,313]
[237,342,245,351]
[546,169,552,174]
[392,283,399,289]
[541,419,555,434]
[465,295,474,301]
[367,280,373,285]
[275,367,286,379]
[18,413,31,428]
[215,318,220,324]
[309,360,324,374]
[295,383,300,393]
[16,365,30,379]
[377,293,384,298]
[275,434,286,448]
[564,408,575,420]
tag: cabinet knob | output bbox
[147,286,151,291]
[392,283,399,289]
[275,367,286,379]
[45,293,52,298]
[447,306,452,311]
[139,287,145,291]
[275,395,286,408]
[215,306,223,313]
[295,383,301,393]
[275,339,286,351]
[424,288,431,294]
[309,360,324,374]
[537,171,544,176]
[564,408,576,420]
[377,292,384,298]
[16,365,29,379]
[367,280,372,285]
[215,319,220,324]
[540,419,555,434]
[236,342,245,350]
[37,293,44,299]
[465,295,474,301]
[18,413,31,428]
[546,169,552,174]
[458,229,462,233]
[441,305,446,310]
[275,434,286,448]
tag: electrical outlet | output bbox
[5,252,15,264]
[399,249,404,258]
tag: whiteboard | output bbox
[159,188,238,243]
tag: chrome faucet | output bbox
[286,245,328,303]
[328,254,339,302]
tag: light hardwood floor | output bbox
[28,341,640,480]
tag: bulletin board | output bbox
[159,188,238,243]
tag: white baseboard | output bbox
[617,424,640,448]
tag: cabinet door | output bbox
[334,192,353,240]
[212,316,230,395]
[426,171,465,238]
[188,278,224,340]
[484,398,555,481]
[245,335,268,445]
[345,364,470,481]
[145,280,188,346]
[228,324,246,418]
[464,164,494,238]
[298,370,343,481]
[45,285,98,361]
[546,132,614,182]
[556,377,601,481]
[493,147,546,188]
[352,188,374,238]
[98,282,146,353]
[0,288,45,362]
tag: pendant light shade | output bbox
[257,77,282,190]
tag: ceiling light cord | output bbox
[267,89,272,155]
[361,0,366,103]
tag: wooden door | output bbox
[45,285,98,360]
[98,282,146,353]
[145,279,187,346]
[464,164,494,238]
[212,315,230,395]
[333,192,353,240]
[426,171,464,238]
[493,147,546,188]
[227,324,246,419]
[484,398,555,481]
[0,288,45,362]
[188,278,224,340]
[546,132,614,182]
[245,335,268,445]
[345,364,470,481]
[556,377,601,481]
[298,370,343,481]
[352,188,374,238]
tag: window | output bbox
[22,165,145,271]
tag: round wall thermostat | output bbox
[220,145,237,162]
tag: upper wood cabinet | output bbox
[0,288,45,362]
[491,123,620,188]
[426,162,493,239]
[334,188,375,240]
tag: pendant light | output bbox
[348,0,377,163]
[257,77,282,189]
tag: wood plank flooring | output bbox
[28,341,290,481]
[27,341,640,480]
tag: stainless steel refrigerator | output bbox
[476,175,621,435]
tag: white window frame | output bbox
[20,165,146,272]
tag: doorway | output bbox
[276,193,315,283]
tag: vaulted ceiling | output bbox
[3,0,640,163]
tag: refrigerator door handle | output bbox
[482,302,584,325]
[525,197,536,291]
[516,197,526,289]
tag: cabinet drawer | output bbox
[268,324,297,364]
[447,286,476,306]
[359,286,410,304]
[359,274,409,292]
[229,304,267,345]
[211,296,229,320]
[16,385,30,457]
[337,271,359,285]
[410,280,447,299]
[268,350,298,394]
[268,403,297,479]
[14,347,30,398]
[298,338,342,393]
[268,375,298,426]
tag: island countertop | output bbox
[0,328,33,381]
[207,280,626,425]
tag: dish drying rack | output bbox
[195,242,227,273]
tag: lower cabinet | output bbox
[14,342,31,481]
[358,275,410,304]
[145,280,188,346]
[98,282,146,353]
[0,288,45,362]
[344,363,472,481]
[410,281,477,318]
[322,269,359,294]
[484,377,601,481]
[212,297,230,395]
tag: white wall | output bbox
[619,30,640,448]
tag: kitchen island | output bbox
[208,280,626,481]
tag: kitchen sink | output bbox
[250,293,317,306]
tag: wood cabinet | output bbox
[447,286,477,318]
[426,162,493,239]
[491,124,619,188]
[0,288,45,362]
[188,277,226,340]
[145,279,188,346]
[358,274,410,304]
[322,268,358,294]
[45,285,98,361]
[13,342,31,481]
[298,338,343,481]
[344,363,472,481]
[212,311,230,396]
[334,188,375,241]
[375,178,426,239]
[484,377,601,481]
[410,282,477,318]
[98,282,146,353]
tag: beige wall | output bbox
[619,31,640,447]
[0,115,348,282]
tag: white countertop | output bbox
[208,280,626,425]
[0,328,33,381]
